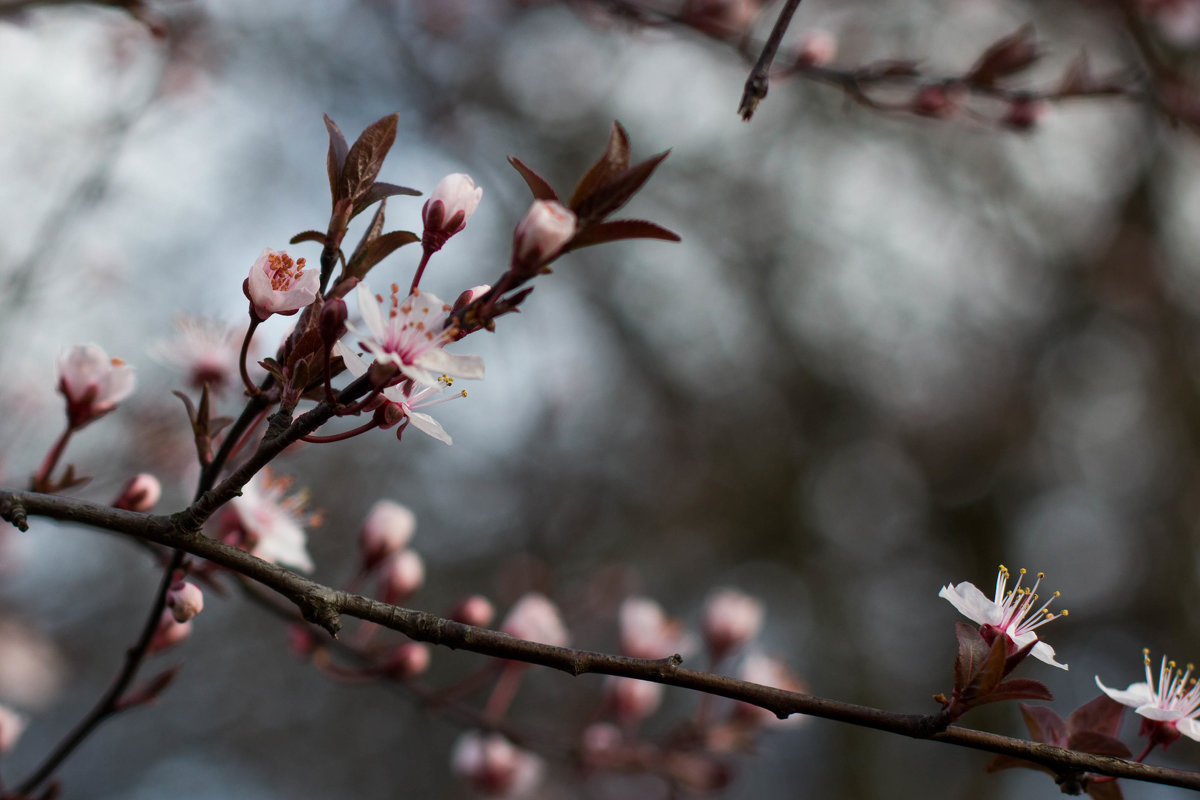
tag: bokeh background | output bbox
[2,0,1199,797]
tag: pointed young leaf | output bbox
[348,198,388,272]
[568,121,631,211]
[290,230,328,246]
[986,678,1054,703]
[340,113,399,203]
[352,181,422,220]
[1019,703,1066,745]
[1067,693,1126,739]
[565,219,681,251]
[508,156,560,202]
[346,230,420,280]
[1002,637,1037,675]
[171,390,199,428]
[324,114,349,202]
[953,622,990,692]
[572,150,670,226]
[1067,731,1132,760]
[967,25,1039,86]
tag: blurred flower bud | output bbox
[243,249,319,321]
[449,594,495,628]
[911,84,966,118]
[382,642,431,679]
[380,549,425,606]
[581,722,623,761]
[619,596,690,659]
[734,652,808,727]
[57,344,135,429]
[422,173,483,253]
[607,676,664,724]
[683,0,761,38]
[1002,96,1044,131]
[795,29,837,67]
[150,317,243,393]
[112,473,162,512]
[148,609,192,654]
[702,588,763,660]
[0,704,26,754]
[288,624,318,658]
[451,731,544,797]
[359,500,416,572]
[500,593,569,647]
[320,297,349,346]
[166,580,204,623]
[511,200,576,276]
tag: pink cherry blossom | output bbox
[166,580,204,623]
[1097,649,1200,747]
[422,173,483,252]
[348,282,484,388]
[451,731,544,797]
[702,588,764,659]
[0,703,26,754]
[607,675,664,723]
[150,316,244,392]
[360,500,416,571]
[217,468,320,573]
[940,565,1068,670]
[500,593,569,648]
[112,473,162,512]
[450,594,495,627]
[380,549,425,605]
[57,344,135,429]
[511,200,576,273]
[244,248,320,321]
[619,596,691,659]
[148,609,192,654]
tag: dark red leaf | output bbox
[967,25,1039,86]
[984,754,1052,775]
[568,121,632,211]
[348,199,388,274]
[507,156,560,202]
[351,181,422,220]
[1067,731,1132,760]
[986,678,1054,703]
[860,59,922,79]
[566,219,681,251]
[572,150,670,226]
[1068,693,1126,739]
[346,230,420,280]
[340,113,399,204]
[290,230,328,246]
[1019,703,1067,745]
[324,114,349,202]
[953,622,990,692]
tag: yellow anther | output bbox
[1037,572,1045,579]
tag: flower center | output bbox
[264,252,308,291]
[993,565,1068,638]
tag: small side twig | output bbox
[737,0,804,120]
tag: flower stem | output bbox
[31,426,73,492]
[301,420,379,444]
[239,317,261,396]
[410,250,433,293]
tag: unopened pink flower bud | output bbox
[57,344,136,429]
[359,500,416,572]
[734,653,808,727]
[449,594,495,627]
[112,473,162,512]
[911,84,966,118]
[581,722,623,760]
[422,173,483,253]
[620,596,689,659]
[244,248,320,321]
[320,297,348,345]
[511,200,576,275]
[683,0,760,38]
[380,549,425,605]
[1002,96,1044,131]
[607,676,664,724]
[452,284,492,314]
[0,704,26,754]
[500,593,569,647]
[166,580,204,623]
[795,29,837,67]
[382,642,431,679]
[148,609,192,654]
[702,588,763,659]
[451,731,544,797]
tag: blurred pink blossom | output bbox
[735,652,808,727]
[380,549,425,605]
[450,594,496,628]
[451,731,544,797]
[148,609,192,654]
[57,344,135,429]
[500,593,569,648]
[217,468,320,573]
[150,316,245,392]
[619,596,691,659]
[112,473,162,512]
[166,580,204,623]
[607,676,664,724]
[702,588,763,659]
[511,200,576,273]
[359,500,416,572]
[0,703,26,754]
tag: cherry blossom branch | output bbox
[3,488,1200,792]
[737,0,803,120]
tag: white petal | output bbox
[407,411,452,445]
[398,361,439,388]
[1029,641,1068,670]
[334,340,368,377]
[939,582,1003,627]
[417,349,484,380]
[1095,677,1155,708]
[1176,718,1200,742]
[356,283,387,341]
[1135,705,1187,722]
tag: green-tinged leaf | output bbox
[508,156,560,202]
[568,121,631,211]
[572,150,670,226]
[340,113,399,204]
[1067,694,1126,739]
[985,678,1054,703]
[566,219,681,251]
[1086,778,1124,800]
[348,199,388,274]
[1067,731,1132,759]
[324,114,349,202]
[953,623,990,692]
[351,181,421,220]
[1019,703,1066,745]
[290,230,328,246]
[984,754,1051,775]
[346,230,420,280]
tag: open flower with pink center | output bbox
[940,565,1068,670]
[215,468,320,572]
[334,341,465,445]
[150,316,245,392]
[244,248,320,321]
[347,282,483,388]
[1097,649,1200,748]
[57,344,135,429]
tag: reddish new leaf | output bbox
[987,677,1054,703]
[860,59,922,79]
[340,113,399,204]
[953,622,990,692]
[324,114,349,202]
[1068,693,1126,739]
[568,121,632,212]
[346,230,420,280]
[1020,703,1067,744]
[348,199,388,273]
[352,181,421,220]
[290,230,328,246]
[967,25,1039,86]
[507,156,560,202]
[1067,731,1132,759]
[565,219,681,251]
[572,150,670,226]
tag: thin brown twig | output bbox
[738,0,804,120]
